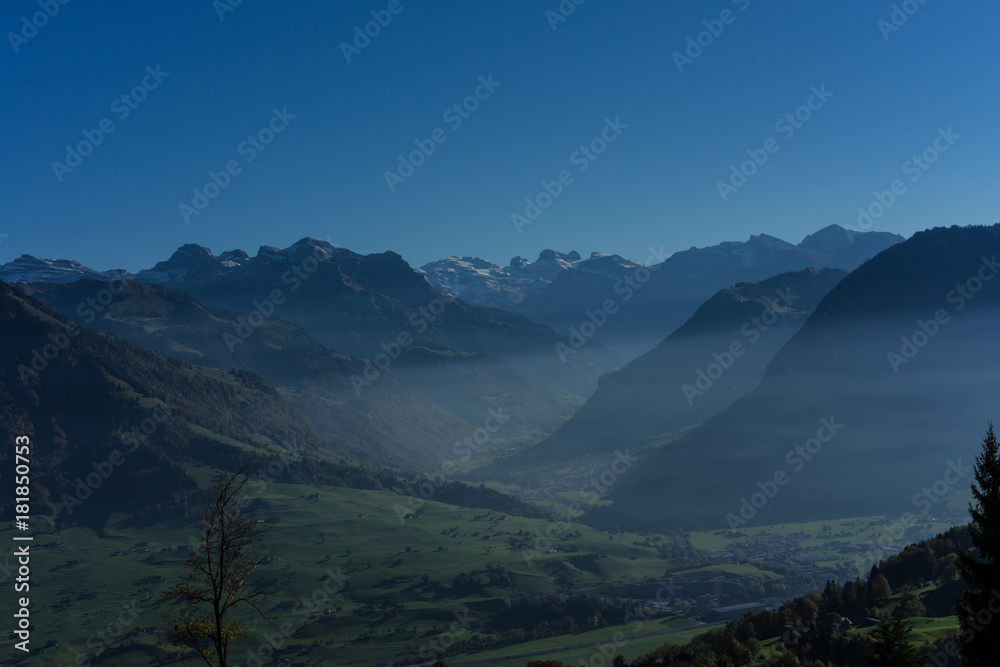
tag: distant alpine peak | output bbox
[172,243,214,257]
[286,237,339,258]
[797,224,853,253]
[132,237,355,286]
[743,233,798,253]
[798,224,905,255]
[217,249,250,267]
[0,254,132,283]
[537,249,582,263]
[417,250,639,309]
[255,245,286,263]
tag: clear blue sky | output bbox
[2,0,998,272]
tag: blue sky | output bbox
[2,0,998,272]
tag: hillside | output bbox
[421,226,903,357]
[0,279,390,526]
[21,279,568,471]
[591,224,1000,531]
[496,268,849,471]
[134,238,624,397]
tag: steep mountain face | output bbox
[130,238,621,396]
[590,225,1000,531]
[21,279,567,471]
[420,226,904,358]
[500,268,849,469]
[0,280,356,525]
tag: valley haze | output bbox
[3,3,998,664]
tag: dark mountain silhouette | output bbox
[21,279,568,471]
[0,280,389,527]
[134,238,622,397]
[497,267,849,470]
[422,226,903,357]
[589,224,1000,531]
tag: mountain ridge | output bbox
[588,223,1000,531]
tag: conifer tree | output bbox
[955,423,1000,666]
[867,616,923,667]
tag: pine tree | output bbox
[955,423,1000,666]
[867,617,923,667]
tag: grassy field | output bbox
[6,465,971,667]
[9,479,697,666]
[447,617,728,667]
[687,510,967,576]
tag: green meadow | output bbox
[10,470,970,666]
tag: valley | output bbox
[2,223,997,666]
[3,474,967,666]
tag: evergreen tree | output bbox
[955,423,1000,666]
[867,617,923,667]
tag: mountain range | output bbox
[419,225,904,356]
[496,266,850,471]
[586,224,1000,531]
[1,225,908,483]
[0,280,389,526]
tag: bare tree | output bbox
[160,464,278,666]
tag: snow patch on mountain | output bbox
[0,255,134,284]
[418,250,638,308]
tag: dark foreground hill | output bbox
[0,280,389,526]
[21,279,568,471]
[591,224,1000,531]
[633,525,971,666]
